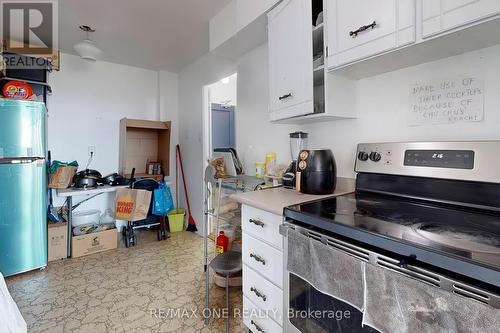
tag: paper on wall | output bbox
[409,77,484,126]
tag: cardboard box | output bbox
[71,229,117,258]
[48,222,68,261]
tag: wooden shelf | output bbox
[123,118,170,130]
[119,118,172,177]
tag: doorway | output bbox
[205,73,237,154]
[211,103,235,150]
[202,73,238,234]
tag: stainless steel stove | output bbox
[282,141,500,333]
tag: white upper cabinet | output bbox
[237,0,280,31]
[268,0,314,120]
[327,0,416,68]
[422,0,500,38]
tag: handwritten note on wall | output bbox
[409,77,484,126]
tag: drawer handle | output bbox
[250,253,266,265]
[250,287,267,302]
[349,21,376,38]
[251,320,265,333]
[279,93,292,101]
[249,218,265,227]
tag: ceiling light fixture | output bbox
[73,25,102,61]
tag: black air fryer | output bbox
[296,149,337,195]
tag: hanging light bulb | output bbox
[73,25,102,61]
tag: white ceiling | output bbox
[58,0,232,72]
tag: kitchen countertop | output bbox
[230,177,356,215]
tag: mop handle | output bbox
[176,145,180,210]
[177,144,192,213]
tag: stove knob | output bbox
[369,152,382,162]
[357,151,369,161]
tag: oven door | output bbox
[282,223,379,333]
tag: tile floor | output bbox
[6,230,245,333]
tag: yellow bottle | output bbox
[265,152,277,175]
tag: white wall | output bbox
[301,44,500,178]
[159,70,180,200]
[48,53,178,212]
[209,73,238,106]
[178,52,236,232]
[236,43,299,174]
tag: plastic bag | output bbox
[152,182,174,216]
[49,160,79,174]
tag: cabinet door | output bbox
[422,0,500,38]
[327,0,415,68]
[268,0,314,119]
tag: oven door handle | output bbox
[279,222,295,236]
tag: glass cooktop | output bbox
[284,192,500,272]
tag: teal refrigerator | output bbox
[0,99,47,276]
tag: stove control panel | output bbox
[404,150,474,169]
[354,141,500,183]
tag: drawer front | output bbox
[243,232,283,288]
[243,296,283,333]
[243,264,283,325]
[242,205,283,250]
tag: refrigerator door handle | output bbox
[0,157,45,164]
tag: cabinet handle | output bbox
[250,253,266,265]
[279,93,293,101]
[250,287,267,302]
[349,21,376,38]
[251,320,265,333]
[249,218,265,227]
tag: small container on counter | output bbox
[255,162,266,178]
[265,152,277,175]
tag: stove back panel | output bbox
[355,141,500,184]
[356,173,500,211]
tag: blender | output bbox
[283,132,308,188]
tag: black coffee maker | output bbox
[283,132,308,188]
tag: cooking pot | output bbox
[101,173,119,185]
[102,173,130,186]
[73,175,100,188]
[73,169,102,189]
[75,169,102,179]
[111,175,130,186]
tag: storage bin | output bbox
[168,209,185,232]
